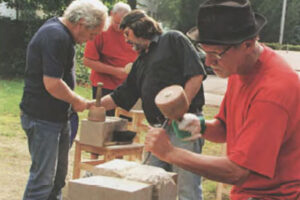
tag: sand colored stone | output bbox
[68,176,152,200]
[79,117,127,147]
[92,159,177,200]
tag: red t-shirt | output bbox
[216,46,300,199]
[84,26,137,89]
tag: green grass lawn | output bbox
[0,79,230,200]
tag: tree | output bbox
[154,0,300,44]
[284,0,300,44]
[0,0,133,19]
[127,0,137,10]
[251,0,300,44]
[0,0,72,20]
[156,0,206,33]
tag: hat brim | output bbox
[187,13,267,45]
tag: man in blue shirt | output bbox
[19,0,108,199]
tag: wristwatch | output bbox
[198,115,206,134]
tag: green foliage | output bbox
[24,19,45,45]
[251,0,282,42]
[264,42,300,51]
[0,79,23,116]
[156,0,206,33]
[155,0,300,44]
[251,0,300,44]
[0,79,23,137]
[0,19,25,77]
[0,0,72,19]
[0,47,26,77]
[127,0,137,9]
[0,18,44,77]
[0,0,133,18]
[2,0,299,79]
[0,0,133,79]
[75,44,91,85]
[285,1,300,44]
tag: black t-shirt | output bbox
[20,17,76,122]
[111,30,206,125]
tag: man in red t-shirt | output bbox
[84,2,137,116]
[144,0,300,199]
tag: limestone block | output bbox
[79,117,127,147]
[92,159,140,178]
[68,176,152,200]
[92,159,177,200]
[124,165,177,200]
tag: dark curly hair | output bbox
[120,9,162,39]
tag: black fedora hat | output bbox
[187,0,267,45]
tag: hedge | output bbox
[75,44,90,85]
[1,17,299,80]
[264,42,300,51]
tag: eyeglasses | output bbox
[124,29,129,37]
[200,45,232,60]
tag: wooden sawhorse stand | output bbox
[72,140,144,179]
[115,107,148,143]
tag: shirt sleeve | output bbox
[110,62,140,111]
[171,32,207,80]
[228,101,288,178]
[41,30,68,78]
[84,34,102,60]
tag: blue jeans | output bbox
[69,112,79,147]
[147,124,204,200]
[21,113,70,200]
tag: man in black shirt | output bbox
[100,10,206,200]
[19,0,108,199]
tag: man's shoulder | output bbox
[159,30,190,45]
[162,30,185,38]
[38,18,71,41]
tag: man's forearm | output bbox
[166,148,249,185]
[100,95,117,111]
[204,119,227,143]
[43,76,81,104]
[184,75,204,104]
[83,57,123,77]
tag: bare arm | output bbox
[83,57,127,79]
[168,146,250,185]
[100,94,117,111]
[180,75,226,143]
[184,75,204,104]
[43,76,92,112]
[204,118,227,143]
[145,128,250,185]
